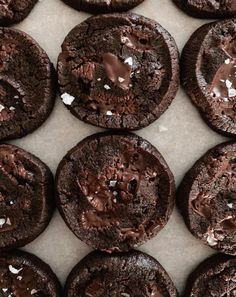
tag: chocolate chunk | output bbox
[184,254,236,297]
[65,251,178,297]
[181,19,236,137]
[55,132,175,252]
[173,0,236,18]
[0,27,56,141]
[177,141,236,255]
[0,0,38,26]
[0,144,54,250]
[61,0,144,13]
[57,13,179,130]
[0,250,61,296]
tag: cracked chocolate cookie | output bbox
[0,250,61,296]
[61,0,144,13]
[65,250,178,297]
[57,13,179,130]
[184,254,236,297]
[56,132,175,252]
[0,144,54,250]
[181,19,236,137]
[177,141,236,255]
[0,27,56,141]
[0,0,38,26]
[173,0,236,19]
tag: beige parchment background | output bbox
[9,0,229,293]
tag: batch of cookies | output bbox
[0,0,235,296]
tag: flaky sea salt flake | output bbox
[118,77,125,83]
[0,218,6,227]
[225,79,232,89]
[228,88,236,97]
[0,104,5,112]
[9,265,23,274]
[124,57,133,66]
[61,93,75,105]
[207,233,217,246]
[104,84,111,90]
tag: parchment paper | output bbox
[11,0,228,293]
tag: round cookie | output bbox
[65,251,178,297]
[0,0,38,26]
[173,0,236,19]
[57,13,179,130]
[181,19,236,137]
[177,141,236,255]
[56,132,175,252]
[184,254,236,297]
[0,250,61,296]
[0,27,56,141]
[61,0,144,13]
[0,144,54,250]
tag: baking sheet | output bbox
[10,0,229,293]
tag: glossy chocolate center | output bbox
[76,141,162,245]
[65,25,166,116]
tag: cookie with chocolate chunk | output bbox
[0,250,61,296]
[57,13,179,130]
[177,141,236,255]
[65,250,178,297]
[173,0,236,19]
[56,132,175,252]
[181,19,236,137]
[184,254,236,297]
[0,27,56,141]
[61,0,144,13]
[0,144,54,250]
[0,0,38,26]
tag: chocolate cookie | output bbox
[0,144,54,250]
[0,0,37,26]
[57,13,179,130]
[177,141,236,255]
[56,132,175,252]
[184,254,236,297]
[0,250,61,296]
[0,27,56,141]
[61,0,144,13]
[65,250,178,297]
[181,19,236,137]
[173,0,236,19]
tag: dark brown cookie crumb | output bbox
[57,13,179,130]
[177,141,236,255]
[56,132,175,252]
